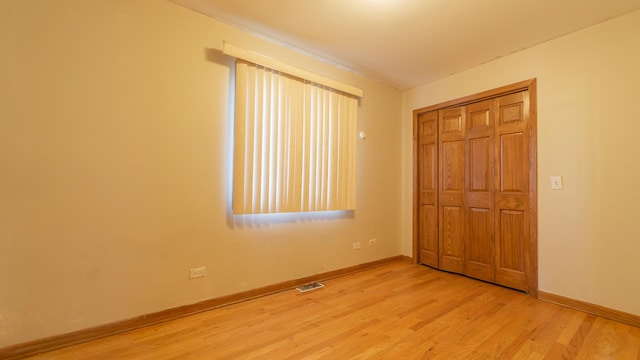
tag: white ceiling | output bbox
[172,0,640,90]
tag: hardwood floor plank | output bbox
[575,317,639,359]
[25,262,640,360]
[561,314,597,359]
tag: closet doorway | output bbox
[412,79,537,295]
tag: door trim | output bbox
[412,79,538,296]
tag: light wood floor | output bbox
[28,262,640,359]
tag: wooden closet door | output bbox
[439,106,465,274]
[464,100,495,282]
[495,91,530,291]
[418,111,439,268]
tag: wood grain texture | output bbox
[465,99,495,283]
[494,90,530,292]
[538,290,640,329]
[415,79,535,113]
[418,111,439,268]
[412,109,420,263]
[413,79,538,295]
[526,79,539,298]
[0,256,408,360]
[19,262,640,360]
[438,106,465,274]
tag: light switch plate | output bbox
[189,267,206,279]
[550,176,563,190]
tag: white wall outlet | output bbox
[368,238,377,246]
[189,267,206,279]
[353,242,362,250]
[550,176,564,190]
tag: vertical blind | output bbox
[232,59,359,214]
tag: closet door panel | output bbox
[495,91,529,291]
[499,132,526,192]
[420,204,438,266]
[466,207,493,280]
[439,107,465,274]
[464,100,495,282]
[441,141,465,193]
[496,209,526,288]
[469,137,490,192]
[441,206,464,272]
[499,210,525,270]
[418,111,439,267]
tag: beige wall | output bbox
[402,10,640,316]
[0,0,403,347]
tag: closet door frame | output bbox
[412,78,538,296]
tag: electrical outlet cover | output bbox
[189,267,206,279]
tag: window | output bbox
[225,44,361,214]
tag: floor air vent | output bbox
[296,282,325,293]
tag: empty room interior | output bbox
[2,0,640,358]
